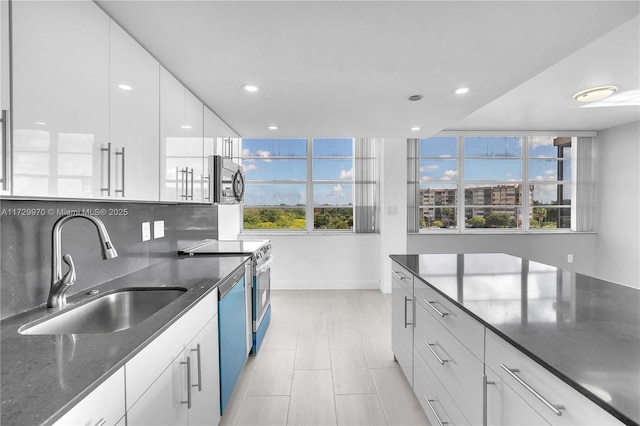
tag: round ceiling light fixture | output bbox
[453,87,470,95]
[118,83,133,91]
[268,125,278,130]
[408,95,423,101]
[411,126,421,131]
[242,84,259,93]
[573,86,617,103]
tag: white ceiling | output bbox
[96,1,640,138]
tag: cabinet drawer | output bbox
[126,287,218,408]
[414,304,484,424]
[53,367,125,426]
[414,348,470,426]
[414,280,484,360]
[485,330,624,426]
[485,366,551,426]
[391,261,414,292]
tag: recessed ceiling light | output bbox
[573,86,617,103]
[118,84,133,91]
[268,125,278,130]
[35,121,47,126]
[242,84,259,93]
[453,87,470,95]
[408,95,423,101]
[411,126,421,131]
[181,125,192,129]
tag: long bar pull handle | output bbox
[404,296,413,328]
[423,397,448,426]
[424,300,449,317]
[500,364,564,416]
[181,356,192,409]
[191,344,202,391]
[189,168,194,200]
[101,143,112,196]
[115,147,125,197]
[482,374,495,426]
[392,271,409,280]
[1,109,7,190]
[425,341,449,365]
[94,419,106,426]
[179,167,188,200]
[203,174,211,201]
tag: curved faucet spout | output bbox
[48,214,119,308]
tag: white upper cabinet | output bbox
[160,67,205,203]
[11,0,160,201]
[12,0,110,198]
[109,21,160,201]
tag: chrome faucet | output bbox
[48,214,118,308]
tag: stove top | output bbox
[179,239,271,258]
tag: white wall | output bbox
[407,233,597,275]
[594,120,640,287]
[379,138,408,293]
[263,234,381,290]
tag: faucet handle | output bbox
[61,254,76,287]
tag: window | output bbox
[411,135,574,232]
[242,138,378,232]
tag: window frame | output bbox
[241,138,357,233]
[415,134,578,233]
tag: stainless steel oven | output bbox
[179,239,272,354]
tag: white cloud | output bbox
[543,169,555,175]
[333,184,343,195]
[421,176,432,182]
[257,150,272,162]
[244,163,258,172]
[441,170,458,181]
[529,136,554,151]
[339,167,353,180]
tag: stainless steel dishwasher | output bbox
[218,261,249,415]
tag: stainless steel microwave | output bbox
[209,155,245,204]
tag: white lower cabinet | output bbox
[391,262,414,386]
[485,330,623,426]
[126,288,220,426]
[485,368,551,426]
[53,367,125,426]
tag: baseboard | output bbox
[272,280,380,290]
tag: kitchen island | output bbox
[1,255,250,426]
[391,253,639,426]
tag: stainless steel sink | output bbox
[19,287,187,335]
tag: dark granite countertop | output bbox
[391,253,640,426]
[1,255,250,426]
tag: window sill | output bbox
[240,230,379,237]
[413,229,596,235]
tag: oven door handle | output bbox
[255,257,272,275]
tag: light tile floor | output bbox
[219,290,430,426]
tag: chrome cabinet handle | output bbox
[181,356,192,409]
[94,419,106,426]
[191,344,202,391]
[203,174,210,201]
[101,143,112,195]
[115,147,125,197]
[404,296,413,328]
[179,167,188,199]
[500,364,564,416]
[425,341,449,365]
[392,271,409,280]
[482,374,496,426]
[1,109,7,190]
[423,397,448,426]
[189,168,194,200]
[424,300,449,317]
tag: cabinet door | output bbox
[0,0,10,195]
[392,272,413,386]
[188,314,221,426]
[109,21,160,201]
[485,370,550,426]
[126,354,190,426]
[183,90,204,202]
[12,0,109,198]
[53,367,126,426]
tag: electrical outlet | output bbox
[142,222,151,242]
[154,220,165,239]
[567,254,574,263]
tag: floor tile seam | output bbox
[369,368,395,426]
